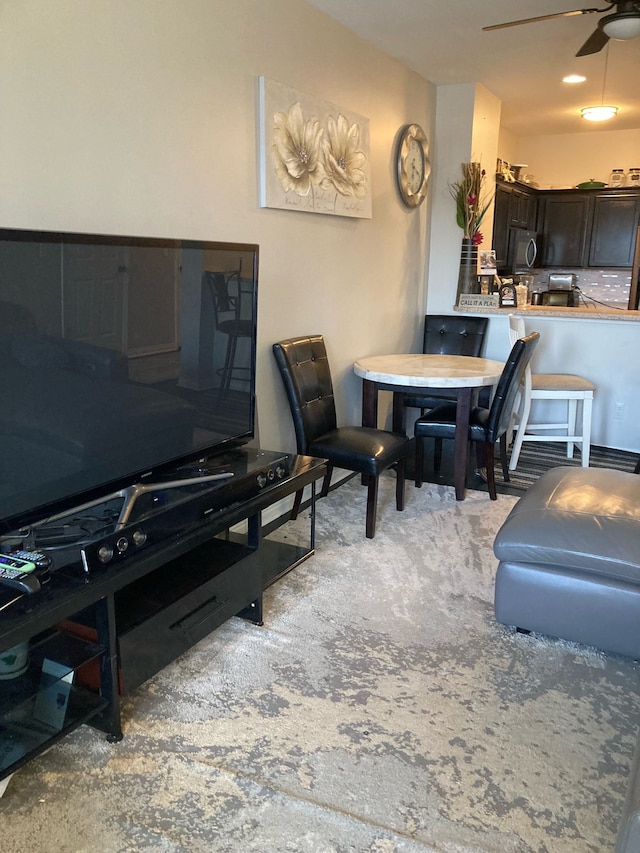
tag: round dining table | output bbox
[354,353,505,501]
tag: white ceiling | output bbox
[305,0,640,137]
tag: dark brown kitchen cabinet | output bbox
[492,181,537,267]
[538,193,592,267]
[492,183,511,267]
[493,183,640,270]
[589,193,640,267]
[509,186,536,229]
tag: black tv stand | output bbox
[0,450,326,784]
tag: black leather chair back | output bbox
[486,331,539,443]
[423,315,488,356]
[404,315,490,411]
[272,335,338,454]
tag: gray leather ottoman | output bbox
[493,466,640,659]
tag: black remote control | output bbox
[10,550,53,571]
[0,554,42,594]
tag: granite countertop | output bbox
[454,304,640,322]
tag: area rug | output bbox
[1,476,639,852]
[504,441,638,491]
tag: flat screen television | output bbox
[0,228,258,538]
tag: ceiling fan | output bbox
[483,1,640,55]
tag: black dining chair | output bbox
[403,314,489,413]
[413,331,540,500]
[273,335,409,539]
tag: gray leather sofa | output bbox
[493,466,640,852]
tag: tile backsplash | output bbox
[526,268,632,309]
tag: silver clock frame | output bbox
[396,124,430,208]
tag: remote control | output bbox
[0,554,41,594]
[10,550,53,570]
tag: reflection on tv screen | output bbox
[0,230,258,534]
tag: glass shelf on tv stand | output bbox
[0,631,108,779]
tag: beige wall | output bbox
[425,83,475,314]
[3,1,635,459]
[496,126,518,168]
[0,0,434,453]
[426,83,500,315]
[471,84,501,250]
[508,128,640,189]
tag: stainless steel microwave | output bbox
[507,228,538,273]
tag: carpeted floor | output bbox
[504,442,638,491]
[413,437,638,497]
[1,475,639,852]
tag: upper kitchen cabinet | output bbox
[492,181,537,267]
[589,193,640,267]
[535,188,640,268]
[509,185,537,229]
[493,184,640,271]
[538,193,592,267]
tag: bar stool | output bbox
[507,315,595,470]
[203,267,253,400]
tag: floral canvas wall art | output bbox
[259,77,372,219]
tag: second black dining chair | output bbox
[403,314,489,413]
[414,331,540,500]
[273,335,409,539]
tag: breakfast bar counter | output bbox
[448,305,640,453]
[454,305,640,322]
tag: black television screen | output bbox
[0,229,258,536]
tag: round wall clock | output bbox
[395,124,430,209]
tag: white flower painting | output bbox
[259,77,372,219]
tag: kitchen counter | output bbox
[454,304,640,322]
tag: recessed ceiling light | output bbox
[563,74,586,84]
[580,105,618,121]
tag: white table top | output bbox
[353,354,505,388]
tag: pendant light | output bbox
[580,44,619,122]
[581,105,618,121]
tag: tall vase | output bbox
[456,237,479,303]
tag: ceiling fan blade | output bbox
[576,25,610,54]
[483,7,608,32]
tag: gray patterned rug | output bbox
[1,476,639,852]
